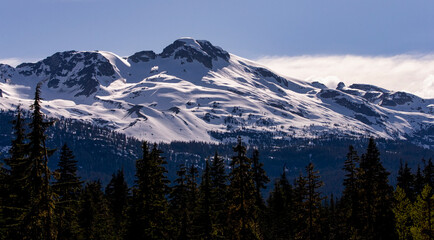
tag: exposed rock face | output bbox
[160,38,230,68]
[128,51,157,63]
[15,51,117,97]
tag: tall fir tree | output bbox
[53,143,82,240]
[196,159,214,240]
[251,149,269,239]
[78,181,114,240]
[187,163,200,213]
[294,172,308,240]
[265,169,294,240]
[227,137,261,239]
[305,162,324,240]
[252,149,269,209]
[187,164,200,239]
[423,158,434,187]
[105,169,129,240]
[358,138,395,240]
[0,162,7,239]
[169,164,190,239]
[127,142,171,240]
[210,151,228,238]
[341,145,362,238]
[322,195,345,240]
[2,106,30,239]
[414,165,425,196]
[127,141,150,239]
[397,160,415,200]
[24,83,56,240]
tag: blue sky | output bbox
[1,0,434,97]
[2,0,434,59]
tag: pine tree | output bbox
[423,158,434,187]
[322,195,345,240]
[196,159,214,239]
[227,137,261,239]
[78,181,114,240]
[279,169,296,239]
[393,186,413,240]
[187,164,200,239]
[358,138,395,240]
[305,162,324,240]
[252,149,269,210]
[210,151,228,238]
[0,162,8,239]
[105,169,129,239]
[294,172,308,240]
[127,142,171,240]
[415,165,425,196]
[265,180,286,240]
[127,142,150,239]
[2,106,30,239]
[265,169,294,240]
[341,145,362,238]
[169,164,190,239]
[410,185,434,240]
[24,83,56,240]
[53,143,82,240]
[397,160,415,200]
[187,163,200,213]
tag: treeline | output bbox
[0,85,433,240]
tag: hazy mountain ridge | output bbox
[0,38,432,147]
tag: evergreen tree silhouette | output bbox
[397,160,415,200]
[227,137,261,239]
[169,164,189,239]
[305,162,324,240]
[24,83,56,240]
[196,159,214,239]
[265,169,294,239]
[78,181,114,240]
[2,106,30,239]
[341,145,362,237]
[127,142,171,239]
[53,143,82,240]
[105,169,129,239]
[210,151,228,237]
[358,138,395,239]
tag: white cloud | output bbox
[256,54,434,99]
[0,57,40,67]
[0,58,25,67]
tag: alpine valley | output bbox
[0,38,433,192]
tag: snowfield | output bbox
[0,38,433,146]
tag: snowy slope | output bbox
[0,38,433,146]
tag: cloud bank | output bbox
[0,58,26,67]
[256,54,434,99]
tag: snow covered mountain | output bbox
[0,38,433,147]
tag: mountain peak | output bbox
[159,38,230,68]
[176,37,202,50]
[14,50,117,97]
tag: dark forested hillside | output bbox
[1,99,433,239]
[1,109,432,195]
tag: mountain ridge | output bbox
[0,38,432,147]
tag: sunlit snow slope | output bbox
[0,38,433,146]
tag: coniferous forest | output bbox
[1,85,433,240]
